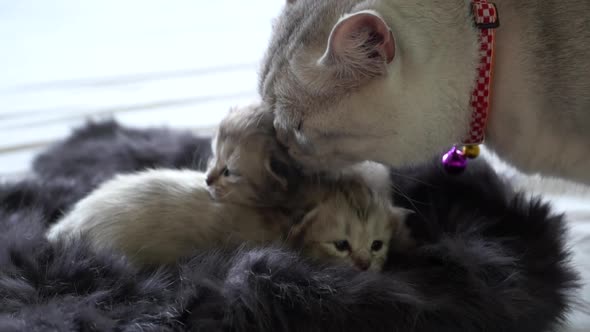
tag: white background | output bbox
[0,0,283,176]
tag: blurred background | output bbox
[0,0,283,177]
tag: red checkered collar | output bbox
[463,0,500,145]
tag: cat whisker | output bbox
[389,170,437,188]
[389,183,426,205]
[389,183,428,222]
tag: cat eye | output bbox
[371,240,383,251]
[221,167,230,177]
[333,240,350,252]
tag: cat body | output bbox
[261,0,590,183]
[46,169,290,265]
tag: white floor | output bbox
[0,1,588,330]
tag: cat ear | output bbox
[319,10,395,71]
[265,155,290,190]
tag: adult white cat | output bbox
[260,0,590,183]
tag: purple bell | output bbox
[442,146,467,174]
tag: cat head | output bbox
[206,103,301,206]
[288,177,412,271]
[260,0,478,172]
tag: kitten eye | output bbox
[296,120,303,131]
[333,240,350,252]
[221,167,230,177]
[371,240,383,252]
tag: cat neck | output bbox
[485,0,590,183]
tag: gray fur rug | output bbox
[0,121,579,332]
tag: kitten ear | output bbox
[388,206,415,249]
[287,206,318,242]
[388,206,414,223]
[319,11,395,74]
[265,155,290,190]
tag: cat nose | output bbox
[205,176,214,186]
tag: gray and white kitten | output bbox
[260,0,590,184]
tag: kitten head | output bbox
[289,178,412,271]
[260,0,478,172]
[206,103,300,206]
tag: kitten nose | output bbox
[205,176,213,186]
[355,260,370,271]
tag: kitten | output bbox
[206,104,407,270]
[46,168,410,270]
[289,177,412,271]
[206,103,300,207]
[46,169,292,266]
[260,0,590,184]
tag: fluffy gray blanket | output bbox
[0,121,579,332]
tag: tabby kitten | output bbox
[206,103,299,207]
[289,177,412,271]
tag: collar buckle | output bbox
[472,2,500,29]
